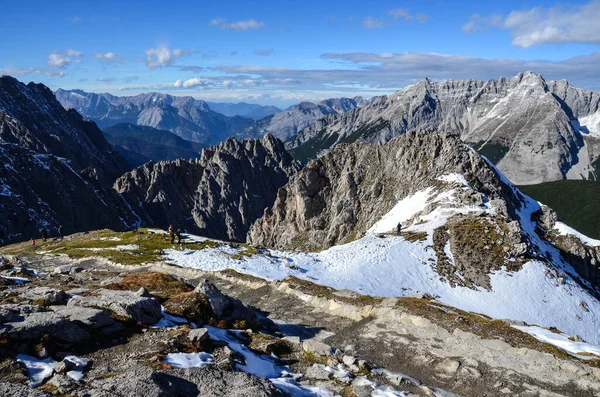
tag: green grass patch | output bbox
[2,229,218,266]
[518,180,600,239]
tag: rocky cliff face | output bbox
[115,135,301,241]
[55,89,254,145]
[288,72,600,185]
[0,76,139,243]
[249,131,520,252]
[1,77,129,184]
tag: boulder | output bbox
[304,364,332,380]
[67,289,161,325]
[22,287,68,305]
[1,311,89,344]
[187,328,209,345]
[435,358,461,376]
[51,306,115,329]
[302,339,332,356]
[164,292,213,324]
[194,280,230,318]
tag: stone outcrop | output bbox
[115,134,301,241]
[288,72,600,185]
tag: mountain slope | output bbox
[288,72,600,185]
[114,135,301,241]
[55,89,254,145]
[206,102,281,120]
[1,77,129,183]
[103,123,205,167]
[240,97,369,141]
[0,76,138,243]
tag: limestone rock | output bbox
[67,289,161,325]
[302,339,332,356]
[187,328,209,344]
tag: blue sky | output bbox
[1,0,599,107]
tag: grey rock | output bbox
[302,339,332,356]
[51,306,115,329]
[194,280,231,318]
[54,265,73,275]
[304,364,332,380]
[67,289,161,325]
[436,358,461,375]
[187,328,209,344]
[342,355,357,367]
[1,311,89,344]
[83,365,286,397]
[22,287,68,305]
[0,382,49,396]
[48,374,78,394]
[282,335,301,346]
[63,356,92,371]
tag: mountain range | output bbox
[287,72,600,185]
[55,89,254,145]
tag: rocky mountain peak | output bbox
[116,135,301,241]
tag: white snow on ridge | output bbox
[554,221,600,247]
[578,112,600,138]
[368,188,432,234]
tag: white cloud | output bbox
[48,53,70,68]
[65,49,83,57]
[0,66,65,77]
[362,17,384,29]
[67,16,81,23]
[210,18,264,31]
[94,52,122,63]
[463,1,600,47]
[173,77,211,89]
[145,46,191,69]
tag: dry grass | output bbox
[103,271,193,301]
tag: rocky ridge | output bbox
[287,72,600,185]
[115,134,301,241]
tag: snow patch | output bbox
[578,112,600,138]
[513,325,600,360]
[554,221,600,247]
[16,354,58,387]
[164,352,214,368]
[368,189,432,234]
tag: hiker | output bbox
[396,222,402,235]
[41,229,48,242]
[58,225,63,240]
[168,225,175,244]
[31,238,35,246]
[176,228,182,244]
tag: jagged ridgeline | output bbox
[287,72,600,185]
[115,134,301,242]
[0,76,138,244]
